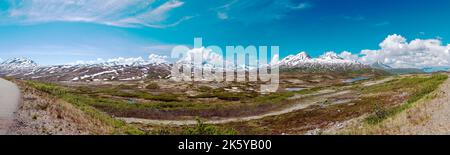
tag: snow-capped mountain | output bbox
[0,57,171,82]
[0,58,40,77]
[318,52,343,60]
[278,51,367,71]
[278,52,313,66]
[0,57,39,69]
[371,61,392,70]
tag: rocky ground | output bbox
[7,80,112,135]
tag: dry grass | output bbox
[21,80,144,135]
[335,74,448,135]
[10,80,115,135]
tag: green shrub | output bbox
[182,119,237,135]
[146,82,160,90]
[198,86,213,92]
[25,81,145,135]
[214,92,246,101]
[365,74,448,125]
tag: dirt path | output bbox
[0,78,21,135]
[118,90,353,126]
[362,77,394,87]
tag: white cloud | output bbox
[339,51,359,61]
[309,34,450,69]
[4,0,189,28]
[355,34,450,68]
[288,2,312,10]
[148,53,168,64]
[217,12,229,20]
[214,0,238,20]
[180,47,224,66]
[213,0,308,21]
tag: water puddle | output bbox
[343,77,369,83]
[285,88,306,92]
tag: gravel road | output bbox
[0,78,21,135]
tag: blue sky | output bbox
[0,0,450,66]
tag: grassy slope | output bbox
[363,74,448,124]
[25,80,145,135]
[337,74,448,135]
[24,80,238,135]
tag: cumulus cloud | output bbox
[338,51,359,61]
[3,0,189,28]
[148,54,168,64]
[333,34,450,68]
[179,47,224,66]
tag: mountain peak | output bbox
[278,51,365,71]
[319,52,343,60]
[0,57,39,69]
[98,57,155,67]
[371,60,392,69]
[279,51,313,66]
[294,51,311,60]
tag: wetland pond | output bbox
[343,77,369,83]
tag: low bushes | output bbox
[365,74,448,125]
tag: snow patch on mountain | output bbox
[279,51,362,67]
[69,54,169,66]
[0,57,39,69]
[0,56,171,82]
[104,57,147,66]
[148,54,168,65]
[279,52,313,66]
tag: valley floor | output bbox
[3,73,450,135]
[119,89,353,125]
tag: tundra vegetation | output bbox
[12,71,448,135]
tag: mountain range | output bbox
[277,52,368,72]
[0,57,171,82]
[0,52,447,82]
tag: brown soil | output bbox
[7,80,113,135]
